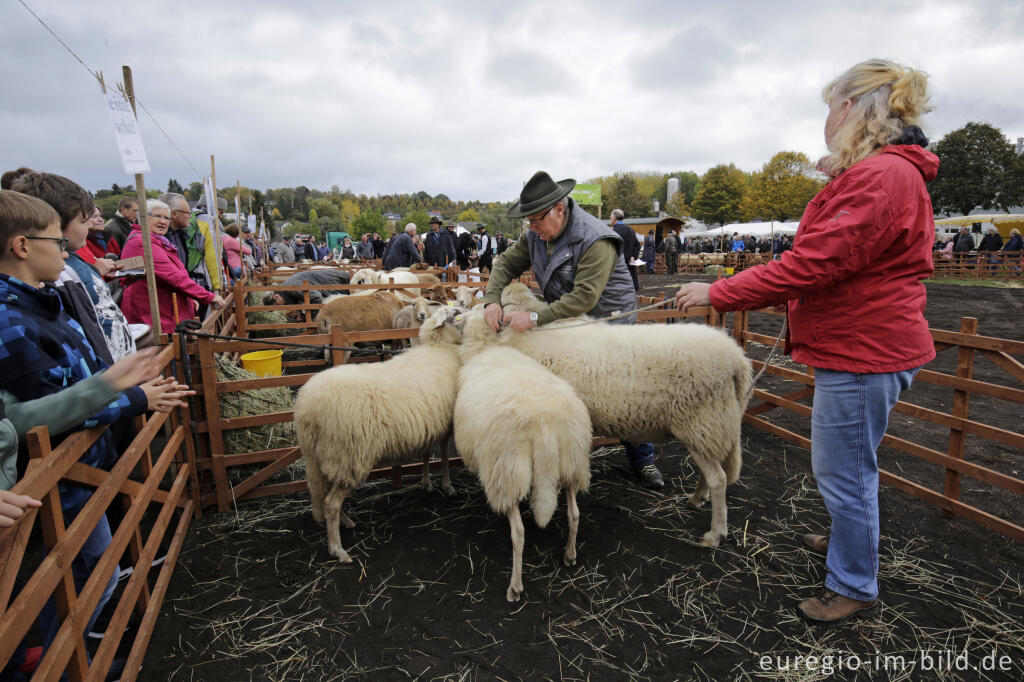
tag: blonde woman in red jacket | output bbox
[677,59,938,625]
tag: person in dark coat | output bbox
[452,224,474,269]
[423,216,456,266]
[495,232,509,255]
[642,230,656,273]
[476,226,493,272]
[262,269,351,314]
[382,223,423,270]
[610,209,639,291]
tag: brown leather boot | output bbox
[802,533,829,556]
[799,590,878,624]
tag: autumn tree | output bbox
[929,122,1023,215]
[664,192,689,218]
[457,208,481,223]
[746,151,823,222]
[691,164,748,226]
[605,174,651,218]
[350,210,386,237]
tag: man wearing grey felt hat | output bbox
[482,171,663,490]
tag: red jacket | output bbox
[710,145,939,373]
[119,228,216,334]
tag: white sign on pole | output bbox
[235,194,242,224]
[103,89,150,174]
[247,214,257,233]
[202,177,217,218]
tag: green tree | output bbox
[691,164,748,226]
[350,210,387,237]
[404,210,431,233]
[308,208,319,224]
[930,122,1023,215]
[166,178,184,194]
[185,181,203,202]
[747,151,824,222]
[457,208,481,223]
[664,192,689,218]
[605,174,651,218]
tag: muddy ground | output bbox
[140,275,1023,681]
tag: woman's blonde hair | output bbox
[1011,228,1021,237]
[823,59,932,174]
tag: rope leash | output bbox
[173,320,404,356]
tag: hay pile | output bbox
[245,291,293,338]
[215,355,296,454]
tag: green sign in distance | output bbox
[570,184,602,205]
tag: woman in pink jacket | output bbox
[677,59,938,625]
[120,200,225,334]
[221,223,252,285]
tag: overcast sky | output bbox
[2,0,1021,203]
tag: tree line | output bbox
[90,121,1024,238]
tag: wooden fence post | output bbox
[234,280,247,339]
[26,428,90,680]
[942,317,978,516]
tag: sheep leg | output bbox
[507,504,525,602]
[687,473,710,508]
[324,485,354,563]
[690,453,728,547]
[439,433,455,496]
[420,450,434,492]
[563,487,579,567]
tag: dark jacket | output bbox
[612,222,639,264]
[953,232,975,253]
[382,232,422,269]
[103,213,134,251]
[372,237,386,258]
[1002,234,1023,252]
[424,229,456,266]
[276,270,351,306]
[978,233,1003,251]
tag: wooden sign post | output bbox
[121,65,163,337]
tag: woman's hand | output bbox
[140,376,195,412]
[93,258,117,278]
[101,347,162,392]
[210,294,227,310]
[675,283,713,313]
[0,491,41,528]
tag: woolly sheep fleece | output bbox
[294,308,462,526]
[314,291,404,334]
[454,344,591,528]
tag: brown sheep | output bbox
[315,291,405,334]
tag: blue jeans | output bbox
[811,367,918,601]
[624,441,654,468]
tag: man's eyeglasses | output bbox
[25,236,70,252]
[527,204,557,226]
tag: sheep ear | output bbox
[429,316,446,329]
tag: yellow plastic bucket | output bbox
[723,267,735,275]
[241,350,283,377]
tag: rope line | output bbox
[16,0,203,179]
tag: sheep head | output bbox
[419,306,466,346]
[454,286,476,308]
[500,282,545,312]
[350,269,377,286]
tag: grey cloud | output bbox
[485,49,575,95]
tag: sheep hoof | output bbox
[506,585,523,602]
[329,547,353,563]
[687,493,708,509]
[563,553,577,567]
[441,482,456,497]
[700,530,725,548]
[421,479,434,493]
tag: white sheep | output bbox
[496,282,751,547]
[350,268,421,298]
[455,310,592,601]
[392,297,443,346]
[453,285,483,308]
[294,307,463,562]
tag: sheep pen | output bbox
[141,276,1024,681]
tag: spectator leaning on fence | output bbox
[0,189,193,673]
[677,58,939,625]
[3,168,137,364]
[120,200,226,334]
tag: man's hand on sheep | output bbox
[484,303,504,332]
[502,310,536,333]
[675,283,712,313]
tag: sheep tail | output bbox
[529,430,560,529]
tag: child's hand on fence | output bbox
[102,347,162,393]
[0,490,41,528]
[140,376,196,413]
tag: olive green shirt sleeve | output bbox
[535,239,618,325]
[483,237,532,306]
